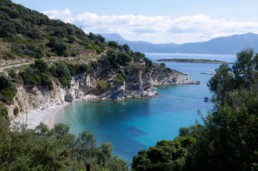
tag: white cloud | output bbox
[43,8,74,23]
[43,9,258,44]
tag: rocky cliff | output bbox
[8,58,198,118]
[0,0,198,119]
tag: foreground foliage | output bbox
[132,49,258,171]
[0,119,127,171]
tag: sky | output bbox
[12,0,258,44]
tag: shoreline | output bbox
[12,95,98,129]
[12,102,71,129]
[11,80,198,130]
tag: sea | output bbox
[54,53,236,162]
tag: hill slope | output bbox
[102,33,258,54]
[0,0,197,119]
[0,0,106,64]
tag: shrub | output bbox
[34,59,48,73]
[21,61,53,89]
[107,50,120,69]
[116,74,125,85]
[0,102,8,119]
[25,27,41,39]
[21,67,41,86]
[107,41,118,49]
[0,84,17,105]
[39,73,53,89]
[0,75,17,104]
[55,62,72,87]
[78,63,89,74]
[91,61,98,70]
[3,52,16,60]
[8,69,18,80]
[123,44,130,53]
[0,75,11,89]
[55,42,67,56]
[68,35,76,43]
[96,80,110,92]
[117,53,131,66]
[47,37,58,48]
[144,57,153,67]
[160,63,166,67]
[34,46,43,59]
[49,64,57,77]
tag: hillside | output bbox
[0,0,197,118]
[0,0,106,66]
[102,33,258,54]
[0,1,199,170]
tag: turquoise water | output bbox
[55,53,235,162]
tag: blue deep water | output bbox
[54,53,235,162]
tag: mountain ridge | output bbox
[102,32,258,54]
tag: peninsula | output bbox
[157,58,230,64]
[0,0,198,122]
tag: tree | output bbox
[117,53,131,66]
[0,75,11,89]
[133,49,258,171]
[207,64,234,102]
[34,59,48,73]
[108,41,118,49]
[55,62,72,87]
[55,42,67,56]
[123,44,130,53]
[132,136,196,171]
[73,131,96,166]
[78,63,89,74]
[0,75,17,104]
[233,49,255,87]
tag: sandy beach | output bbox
[12,102,71,129]
[12,95,98,129]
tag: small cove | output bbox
[54,53,235,161]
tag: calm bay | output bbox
[54,53,235,161]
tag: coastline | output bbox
[12,102,71,129]
[11,75,198,129]
[12,94,98,129]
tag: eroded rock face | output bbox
[8,64,198,117]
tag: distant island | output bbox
[157,58,230,64]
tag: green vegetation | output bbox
[0,0,106,60]
[132,136,196,171]
[20,60,53,89]
[16,59,92,89]
[106,50,132,69]
[0,117,127,170]
[0,103,8,119]
[54,61,72,87]
[0,74,17,105]
[96,80,111,94]
[157,58,230,64]
[132,49,258,171]
[0,0,159,96]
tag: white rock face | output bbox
[8,65,199,117]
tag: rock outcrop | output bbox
[8,62,198,117]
